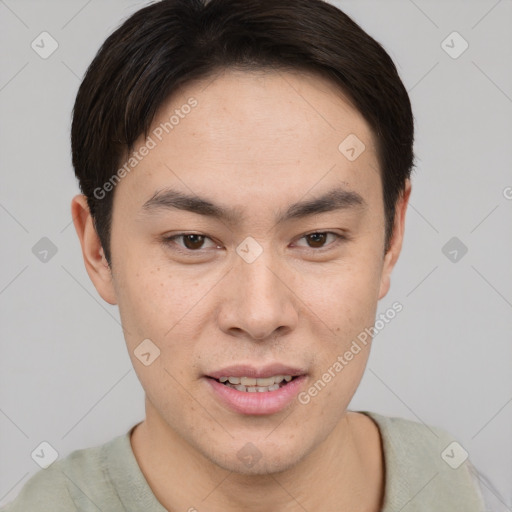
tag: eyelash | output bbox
[161,231,347,256]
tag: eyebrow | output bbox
[140,186,366,225]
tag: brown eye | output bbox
[294,231,346,251]
[182,234,206,250]
[162,233,218,252]
[305,232,329,248]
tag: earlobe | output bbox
[378,253,392,300]
[378,179,412,300]
[71,194,118,305]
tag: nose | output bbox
[216,245,299,341]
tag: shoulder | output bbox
[0,462,75,512]
[0,433,127,512]
[357,410,486,511]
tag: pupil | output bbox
[308,233,326,248]
[184,234,204,250]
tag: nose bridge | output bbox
[220,240,298,339]
[239,249,281,301]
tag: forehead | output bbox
[115,68,381,214]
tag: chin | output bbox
[200,437,312,476]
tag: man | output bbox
[2,0,487,510]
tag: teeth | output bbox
[218,375,295,392]
[255,377,274,387]
[220,375,292,386]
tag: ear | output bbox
[378,179,411,300]
[71,194,117,305]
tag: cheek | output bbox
[112,257,218,381]
[113,259,197,345]
[301,259,382,332]
[297,347,370,438]
[114,266,203,398]
[299,271,377,420]
[295,256,382,397]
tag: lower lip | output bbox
[206,376,307,415]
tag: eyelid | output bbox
[292,231,347,250]
[162,230,348,255]
[162,233,220,252]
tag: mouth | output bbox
[209,374,297,392]
[204,365,307,415]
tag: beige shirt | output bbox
[1,410,488,511]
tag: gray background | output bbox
[1,0,511,509]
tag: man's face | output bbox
[100,69,400,474]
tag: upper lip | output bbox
[207,364,307,380]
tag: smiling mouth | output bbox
[211,375,297,392]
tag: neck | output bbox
[130,399,384,511]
